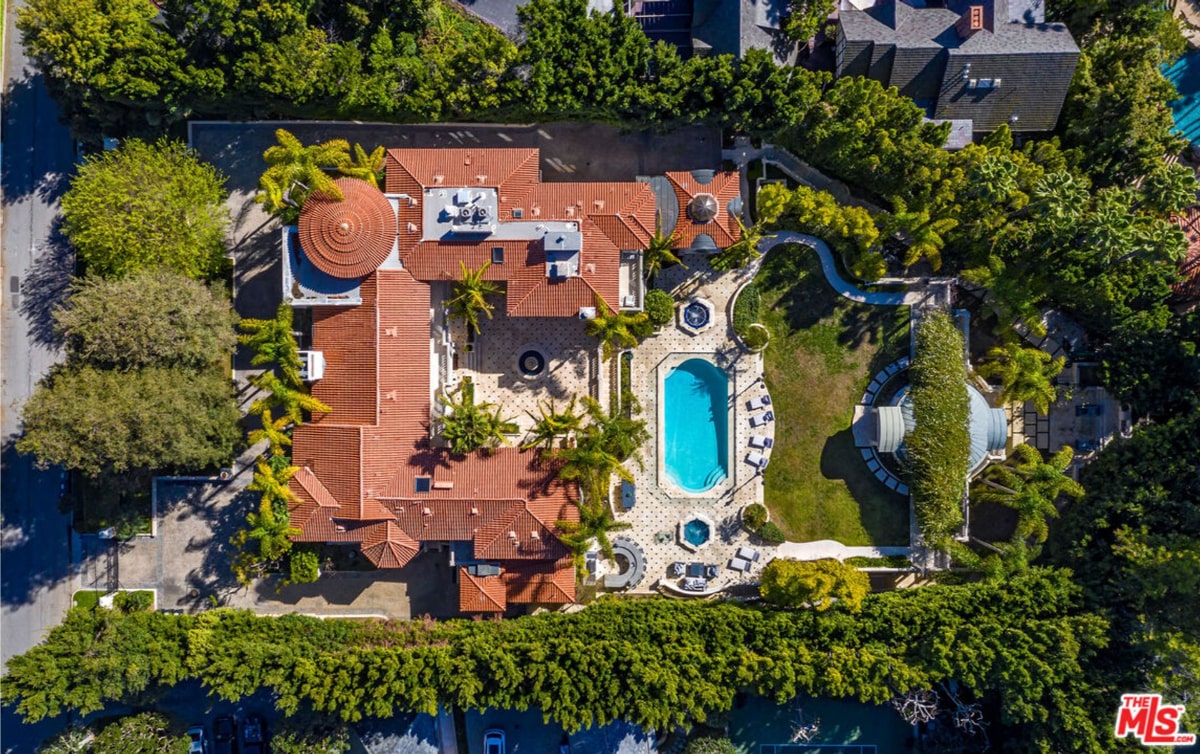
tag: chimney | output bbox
[956,5,987,38]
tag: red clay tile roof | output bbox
[459,568,507,613]
[666,171,743,249]
[1170,206,1200,303]
[385,148,541,197]
[297,178,397,278]
[286,263,579,607]
[503,558,578,604]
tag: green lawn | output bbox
[757,245,910,546]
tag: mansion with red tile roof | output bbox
[281,147,742,614]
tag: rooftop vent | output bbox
[298,351,325,382]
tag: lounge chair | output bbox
[736,546,760,563]
[729,557,752,572]
[747,395,772,411]
[749,435,774,450]
[745,451,769,470]
[749,411,775,428]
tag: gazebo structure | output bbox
[874,383,1008,477]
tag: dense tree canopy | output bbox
[54,269,238,372]
[60,139,229,279]
[2,569,1107,751]
[17,365,240,476]
[759,558,870,612]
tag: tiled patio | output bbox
[454,295,602,437]
[611,252,780,594]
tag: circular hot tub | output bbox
[684,302,710,328]
[518,349,546,377]
[678,297,715,336]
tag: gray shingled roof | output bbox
[840,0,1077,56]
[692,0,797,62]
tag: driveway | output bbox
[102,467,460,618]
[1,0,80,681]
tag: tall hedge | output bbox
[2,570,1107,751]
[906,310,970,546]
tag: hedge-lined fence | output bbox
[906,310,970,546]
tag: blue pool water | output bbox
[1164,51,1200,147]
[663,358,729,493]
[683,518,711,546]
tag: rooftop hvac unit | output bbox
[298,351,326,382]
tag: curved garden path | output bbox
[753,231,928,306]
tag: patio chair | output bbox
[704,564,719,579]
[745,451,769,470]
[671,561,685,578]
[749,411,775,428]
[736,546,760,563]
[747,395,772,411]
[749,435,773,449]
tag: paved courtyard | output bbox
[607,251,778,594]
[462,306,601,436]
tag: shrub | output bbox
[289,550,321,584]
[757,522,787,544]
[92,712,188,754]
[742,503,768,530]
[906,311,970,547]
[644,289,675,327]
[760,558,871,611]
[756,183,884,281]
[684,737,738,754]
[732,283,761,336]
[112,591,153,613]
[845,555,912,568]
[742,324,770,351]
[61,139,229,280]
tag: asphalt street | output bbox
[1,0,78,749]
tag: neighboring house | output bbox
[281,148,739,614]
[1170,205,1200,310]
[835,0,1079,133]
[626,0,797,62]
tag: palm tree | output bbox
[440,384,517,454]
[551,396,648,503]
[642,214,684,284]
[244,496,302,563]
[248,458,298,513]
[339,143,386,188]
[972,443,1083,544]
[248,408,292,455]
[238,303,303,389]
[890,197,958,271]
[256,129,350,217]
[977,342,1066,414]
[585,295,650,360]
[522,397,582,451]
[961,255,1048,337]
[556,496,632,562]
[446,260,503,335]
[249,371,332,424]
[710,217,767,272]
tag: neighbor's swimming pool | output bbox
[663,358,729,493]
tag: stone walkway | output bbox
[753,232,930,306]
[776,540,910,561]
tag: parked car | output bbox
[213,715,237,754]
[186,725,210,754]
[240,713,267,754]
[483,729,505,754]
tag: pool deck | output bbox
[612,251,777,593]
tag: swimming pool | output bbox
[663,358,729,493]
